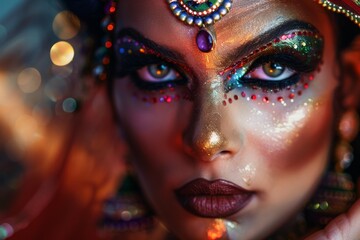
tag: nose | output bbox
[191,112,228,158]
[183,80,241,162]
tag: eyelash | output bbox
[130,56,306,93]
[131,62,187,91]
[117,31,323,104]
[227,53,313,92]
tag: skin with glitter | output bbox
[113,0,340,239]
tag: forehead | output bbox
[117,0,329,36]
[116,0,332,68]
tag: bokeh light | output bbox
[50,41,74,66]
[62,98,77,113]
[14,114,39,149]
[17,68,42,93]
[52,11,80,40]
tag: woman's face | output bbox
[113,0,337,239]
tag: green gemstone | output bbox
[183,0,219,12]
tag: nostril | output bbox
[219,150,231,155]
[209,150,232,161]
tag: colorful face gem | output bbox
[196,29,215,52]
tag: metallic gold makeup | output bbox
[220,30,324,106]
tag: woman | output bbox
[101,0,360,239]
[1,0,360,239]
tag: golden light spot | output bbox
[207,219,226,240]
[17,68,42,93]
[50,41,75,66]
[52,11,81,40]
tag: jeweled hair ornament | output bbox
[167,0,233,53]
[315,0,360,27]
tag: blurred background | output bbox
[0,1,124,239]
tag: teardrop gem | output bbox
[196,29,214,53]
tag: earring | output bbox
[306,110,358,227]
[100,173,154,233]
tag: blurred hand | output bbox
[305,200,360,240]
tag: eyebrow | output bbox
[116,28,187,65]
[116,20,318,68]
[221,20,318,68]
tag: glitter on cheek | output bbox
[238,163,256,186]
[245,98,317,153]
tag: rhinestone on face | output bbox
[196,29,214,52]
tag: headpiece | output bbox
[167,0,232,52]
[166,0,360,53]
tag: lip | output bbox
[175,178,254,218]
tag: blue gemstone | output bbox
[196,29,214,53]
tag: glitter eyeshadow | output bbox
[117,30,323,106]
[117,36,192,104]
[220,30,324,106]
[221,73,317,107]
[117,36,147,56]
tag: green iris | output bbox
[148,64,170,79]
[263,62,285,78]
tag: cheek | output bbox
[246,96,333,166]
[113,77,191,167]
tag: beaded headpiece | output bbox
[165,0,360,53]
[316,0,360,26]
[167,0,232,53]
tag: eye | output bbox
[244,61,296,81]
[137,63,181,82]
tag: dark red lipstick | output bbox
[175,178,253,218]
